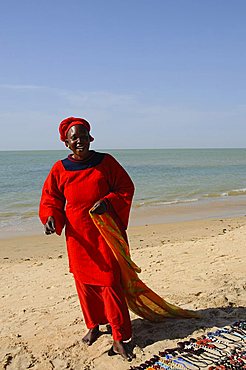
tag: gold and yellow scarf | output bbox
[90,211,198,321]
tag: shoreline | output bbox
[130,195,246,225]
[1,213,246,245]
[1,195,246,239]
[1,214,245,369]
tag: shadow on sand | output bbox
[131,305,246,348]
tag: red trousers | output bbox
[74,279,132,341]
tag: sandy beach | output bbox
[0,215,245,370]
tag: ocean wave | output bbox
[204,188,246,198]
[134,198,198,208]
[0,211,17,218]
[158,198,199,205]
[134,188,246,209]
[0,210,37,220]
[224,188,246,196]
[21,211,38,219]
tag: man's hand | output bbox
[90,200,107,215]
[44,216,56,235]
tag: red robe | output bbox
[39,151,134,286]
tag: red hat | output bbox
[59,117,94,142]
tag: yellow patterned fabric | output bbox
[90,211,198,321]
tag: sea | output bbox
[1,149,246,237]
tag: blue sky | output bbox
[1,0,246,150]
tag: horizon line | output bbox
[1,147,246,152]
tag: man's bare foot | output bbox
[82,325,100,346]
[108,340,135,361]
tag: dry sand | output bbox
[0,216,245,369]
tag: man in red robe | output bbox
[39,117,135,360]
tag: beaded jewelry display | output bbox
[129,321,246,370]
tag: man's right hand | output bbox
[44,216,56,235]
